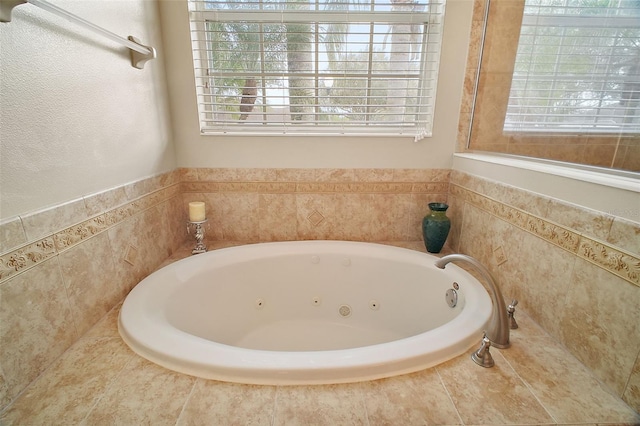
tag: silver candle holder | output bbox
[186,219,208,255]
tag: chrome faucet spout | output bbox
[435,254,511,349]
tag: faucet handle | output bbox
[471,334,495,368]
[507,299,518,329]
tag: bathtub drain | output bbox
[338,304,352,317]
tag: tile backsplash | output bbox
[1,167,639,414]
[447,170,640,412]
[0,169,187,409]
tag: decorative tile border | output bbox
[181,180,449,195]
[0,185,182,285]
[451,182,640,287]
[579,237,640,286]
[0,237,57,282]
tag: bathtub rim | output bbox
[118,240,492,385]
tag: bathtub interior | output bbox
[166,252,467,351]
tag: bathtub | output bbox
[118,241,492,385]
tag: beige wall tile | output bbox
[560,259,640,396]
[608,217,640,256]
[0,258,78,406]
[124,178,151,201]
[393,168,439,182]
[457,112,472,150]
[213,193,261,241]
[458,203,575,338]
[21,198,88,242]
[106,206,170,294]
[259,194,298,241]
[353,168,394,182]
[296,193,340,240]
[177,167,199,181]
[444,194,464,252]
[315,168,355,182]
[275,168,317,181]
[58,233,123,337]
[0,217,26,254]
[482,0,524,73]
[164,196,191,252]
[83,186,129,217]
[198,168,278,182]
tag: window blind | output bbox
[188,0,445,140]
[505,0,640,134]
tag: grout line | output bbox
[434,367,465,425]
[79,351,137,425]
[173,378,199,426]
[494,348,559,425]
[270,386,280,426]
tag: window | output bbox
[188,0,445,139]
[505,0,640,134]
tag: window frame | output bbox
[187,0,446,140]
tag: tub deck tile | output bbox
[0,337,133,425]
[361,369,463,425]
[273,384,368,426]
[499,315,640,424]
[436,348,556,425]
[177,380,277,426]
[83,355,197,426]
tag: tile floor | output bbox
[2,243,639,425]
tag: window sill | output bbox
[452,153,640,222]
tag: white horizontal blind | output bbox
[505,0,640,134]
[188,0,445,139]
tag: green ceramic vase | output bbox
[422,202,451,253]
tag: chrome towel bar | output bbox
[1,0,156,69]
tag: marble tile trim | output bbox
[450,183,640,287]
[181,181,449,195]
[0,183,181,286]
[181,168,451,195]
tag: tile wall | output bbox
[447,170,640,412]
[0,169,188,410]
[1,166,639,416]
[180,168,451,243]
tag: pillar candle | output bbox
[188,201,206,222]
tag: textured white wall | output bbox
[0,0,176,220]
[159,0,473,169]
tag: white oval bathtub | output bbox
[118,241,492,385]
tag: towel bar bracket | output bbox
[128,36,157,70]
[0,0,27,23]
